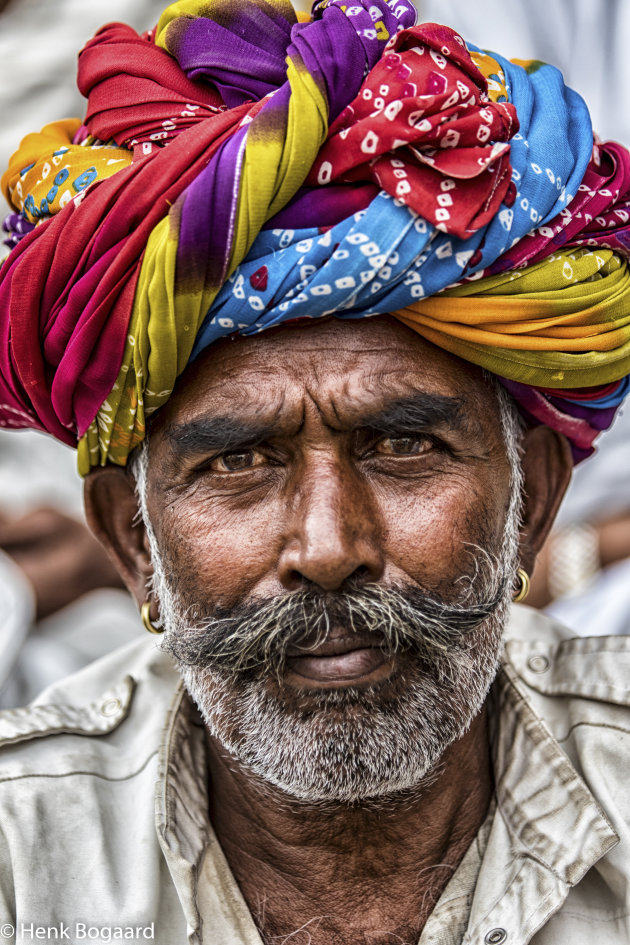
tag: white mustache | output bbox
[161,573,508,678]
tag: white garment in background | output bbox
[0,433,140,709]
[0,550,33,702]
[547,558,630,638]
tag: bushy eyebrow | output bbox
[164,392,465,459]
[164,416,281,458]
[360,393,465,435]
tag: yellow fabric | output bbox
[2,120,132,224]
[64,14,627,472]
[469,50,511,104]
[229,56,328,272]
[78,217,181,474]
[393,249,630,388]
[78,23,329,473]
[155,0,297,38]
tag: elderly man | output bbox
[1,1,630,943]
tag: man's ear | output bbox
[83,465,153,608]
[518,425,573,576]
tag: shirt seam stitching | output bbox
[0,749,158,785]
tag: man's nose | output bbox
[277,457,385,591]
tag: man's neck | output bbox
[206,707,493,945]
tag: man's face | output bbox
[140,316,519,802]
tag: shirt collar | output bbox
[154,658,619,945]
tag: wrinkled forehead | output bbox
[149,316,504,446]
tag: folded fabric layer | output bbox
[1,120,133,225]
[0,0,627,474]
[396,249,630,368]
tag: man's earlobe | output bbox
[83,465,153,607]
[517,425,573,576]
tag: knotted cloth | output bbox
[1,0,629,472]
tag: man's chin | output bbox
[177,643,499,805]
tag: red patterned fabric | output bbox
[308,25,518,239]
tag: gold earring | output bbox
[141,600,164,634]
[512,568,530,604]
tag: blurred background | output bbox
[0,0,628,707]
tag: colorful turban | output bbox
[1,0,629,473]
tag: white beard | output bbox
[176,602,508,805]
[150,529,517,804]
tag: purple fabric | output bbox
[166,12,292,107]
[176,125,249,290]
[164,0,416,120]
[265,182,378,229]
[2,212,36,250]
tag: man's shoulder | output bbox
[503,604,630,801]
[0,637,180,779]
[0,639,188,933]
[503,605,630,854]
[504,604,630,718]
[495,608,630,941]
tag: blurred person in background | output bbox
[0,430,139,706]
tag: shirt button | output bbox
[485,930,508,945]
[101,698,122,717]
[527,654,550,673]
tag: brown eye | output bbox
[212,450,263,472]
[376,435,431,456]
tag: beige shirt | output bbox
[0,606,629,944]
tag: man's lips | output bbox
[285,631,390,685]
